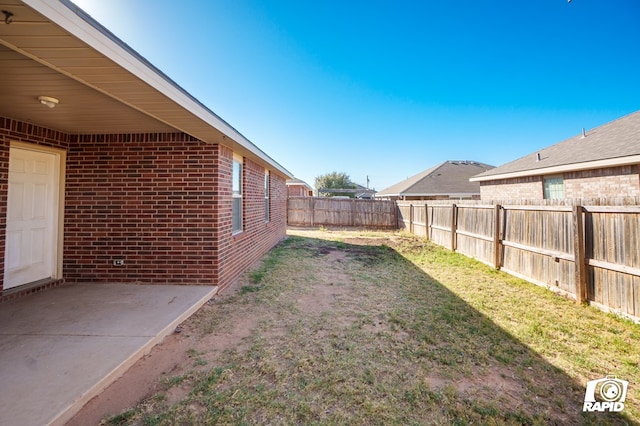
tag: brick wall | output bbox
[1,117,289,297]
[64,133,218,284]
[287,185,311,197]
[479,165,640,201]
[564,165,640,198]
[480,176,543,200]
[215,147,287,292]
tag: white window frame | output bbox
[543,175,564,200]
[232,154,243,234]
[265,170,270,223]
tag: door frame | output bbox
[5,141,66,287]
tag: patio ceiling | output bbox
[0,42,178,135]
[0,0,292,177]
[0,0,212,136]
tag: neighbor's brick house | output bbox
[0,1,291,301]
[286,178,313,197]
[471,111,640,201]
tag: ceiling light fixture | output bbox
[38,96,59,109]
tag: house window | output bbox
[265,170,270,223]
[543,176,564,199]
[232,155,243,233]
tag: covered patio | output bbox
[0,283,216,425]
[1,2,287,423]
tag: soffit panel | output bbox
[0,43,176,134]
[0,1,199,136]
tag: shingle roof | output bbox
[376,161,495,197]
[472,110,640,181]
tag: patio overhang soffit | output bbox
[0,0,292,178]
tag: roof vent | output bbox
[536,153,541,162]
[582,127,586,138]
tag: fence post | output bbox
[409,204,414,234]
[350,199,355,227]
[573,205,587,303]
[394,202,399,229]
[425,203,429,241]
[451,203,457,251]
[494,204,502,269]
[310,197,315,227]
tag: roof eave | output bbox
[470,155,640,182]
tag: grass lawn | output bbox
[107,228,639,425]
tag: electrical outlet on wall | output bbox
[113,259,125,266]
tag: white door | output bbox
[4,147,59,289]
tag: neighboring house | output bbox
[0,0,292,301]
[286,178,313,197]
[375,161,494,201]
[470,110,640,201]
[354,183,376,199]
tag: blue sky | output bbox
[72,0,640,190]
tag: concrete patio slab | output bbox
[0,283,217,426]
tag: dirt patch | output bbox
[203,310,258,354]
[297,281,354,312]
[297,285,338,315]
[427,368,525,407]
[342,237,389,246]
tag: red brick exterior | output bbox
[216,147,287,291]
[479,176,543,200]
[287,184,312,197]
[563,165,640,198]
[64,133,218,285]
[479,165,640,201]
[0,117,287,299]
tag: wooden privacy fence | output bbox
[288,197,397,228]
[397,202,640,323]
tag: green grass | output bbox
[248,247,282,284]
[109,229,639,425]
[105,409,136,426]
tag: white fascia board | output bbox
[23,0,292,178]
[470,155,640,182]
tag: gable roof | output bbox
[471,110,640,182]
[376,161,495,197]
[0,0,292,178]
